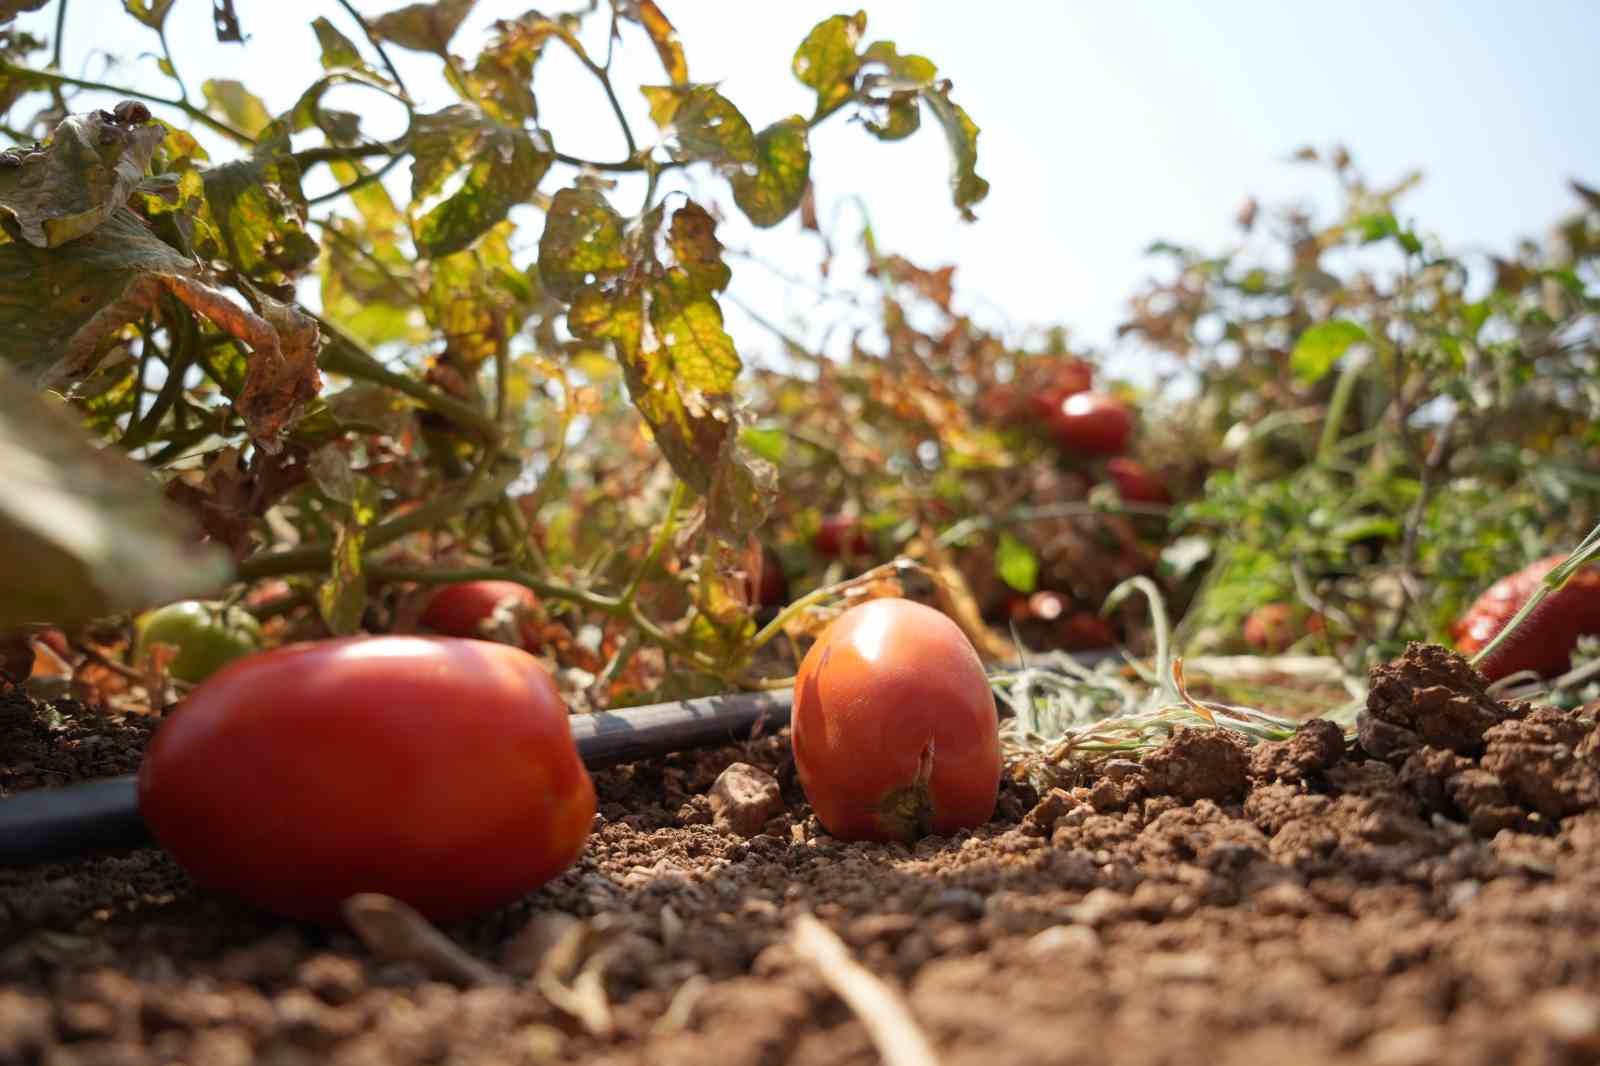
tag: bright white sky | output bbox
[22,2,1600,385]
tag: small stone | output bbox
[1366,1024,1445,1066]
[1024,925,1100,957]
[708,762,785,838]
[1529,988,1600,1045]
[922,888,985,920]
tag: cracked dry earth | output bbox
[4,643,1600,1066]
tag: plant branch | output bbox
[16,67,255,144]
[335,0,409,100]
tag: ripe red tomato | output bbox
[744,547,789,608]
[1027,359,1094,424]
[138,636,596,924]
[792,599,1001,842]
[1058,611,1116,651]
[1049,392,1134,456]
[421,580,543,651]
[813,515,872,559]
[1243,603,1325,653]
[1453,556,1600,681]
[1105,457,1170,504]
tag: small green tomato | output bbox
[134,601,262,683]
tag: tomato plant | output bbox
[138,636,595,924]
[1049,393,1134,456]
[791,599,1001,842]
[1453,557,1600,681]
[134,601,262,683]
[420,581,543,652]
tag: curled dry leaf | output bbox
[340,893,505,987]
[0,107,164,248]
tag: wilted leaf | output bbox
[1290,320,1368,385]
[631,0,687,85]
[922,87,989,221]
[199,155,317,282]
[423,222,533,366]
[667,201,730,292]
[289,77,365,145]
[1572,179,1600,213]
[641,84,755,167]
[537,186,630,302]
[859,40,936,141]
[566,203,771,537]
[0,360,232,631]
[0,0,50,19]
[793,11,866,115]
[201,79,272,139]
[0,109,164,248]
[730,116,810,227]
[995,532,1037,593]
[461,11,576,125]
[0,207,194,383]
[409,106,553,258]
[317,479,379,635]
[122,0,177,30]
[370,0,474,54]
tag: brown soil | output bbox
[4,643,1600,1065]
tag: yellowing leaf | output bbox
[1290,320,1369,385]
[922,87,989,221]
[408,107,553,258]
[201,79,272,139]
[633,0,688,85]
[642,84,755,166]
[369,0,475,54]
[537,186,630,302]
[0,109,165,248]
[731,116,810,227]
[793,11,866,115]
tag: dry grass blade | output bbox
[791,913,940,1066]
[340,894,504,987]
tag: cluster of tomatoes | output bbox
[126,579,1003,929]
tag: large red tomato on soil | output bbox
[1048,393,1134,456]
[813,515,872,559]
[421,580,543,651]
[1105,457,1170,504]
[791,599,1001,842]
[1452,556,1600,681]
[138,636,596,924]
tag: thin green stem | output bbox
[16,67,255,144]
[156,26,189,101]
[48,0,68,114]
[621,480,685,605]
[334,0,409,100]
[1470,522,1600,672]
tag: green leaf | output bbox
[317,479,379,636]
[311,17,383,81]
[731,116,810,227]
[995,532,1038,593]
[0,361,233,631]
[369,0,475,55]
[408,106,552,258]
[537,186,630,302]
[740,425,789,464]
[122,0,177,30]
[199,155,317,283]
[201,79,272,139]
[1290,320,1369,385]
[1353,212,1422,255]
[0,109,165,248]
[922,87,989,221]
[631,0,688,85]
[641,84,755,166]
[793,11,866,116]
